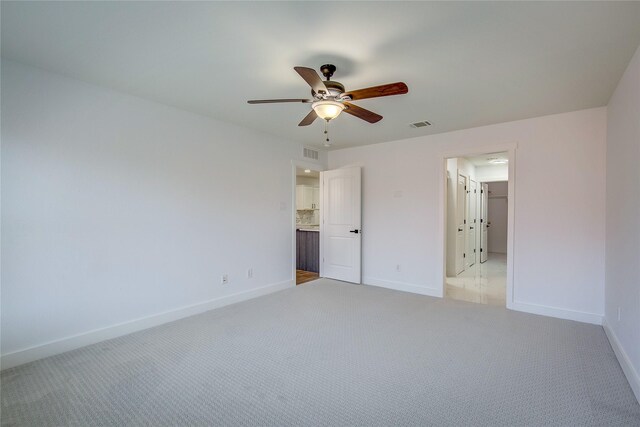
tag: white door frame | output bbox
[291,160,325,283]
[455,172,467,275]
[439,144,516,309]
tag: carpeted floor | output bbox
[2,279,639,426]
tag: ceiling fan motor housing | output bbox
[312,80,345,99]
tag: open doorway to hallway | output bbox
[295,167,321,285]
[445,152,509,306]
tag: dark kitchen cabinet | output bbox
[296,230,319,273]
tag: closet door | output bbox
[467,180,478,267]
[480,183,488,263]
[455,173,467,275]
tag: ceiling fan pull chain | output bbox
[324,120,331,147]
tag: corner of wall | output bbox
[603,318,640,403]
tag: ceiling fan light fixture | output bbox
[312,100,345,121]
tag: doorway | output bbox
[444,152,510,306]
[292,163,363,286]
[295,167,321,285]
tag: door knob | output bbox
[458,228,463,232]
[349,229,360,234]
[470,226,474,230]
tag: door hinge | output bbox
[474,249,476,253]
[463,253,466,258]
[480,218,483,223]
[480,248,483,252]
[464,219,466,224]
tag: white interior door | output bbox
[467,180,477,267]
[480,183,488,263]
[464,177,472,269]
[321,166,362,283]
[455,173,466,275]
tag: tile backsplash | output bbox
[296,209,319,225]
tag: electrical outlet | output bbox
[247,268,253,279]
[221,274,229,284]
[617,307,621,321]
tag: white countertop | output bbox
[296,226,319,232]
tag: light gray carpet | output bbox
[2,279,639,426]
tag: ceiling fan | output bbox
[247,64,408,127]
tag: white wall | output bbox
[604,45,640,400]
[295,176,319,187]
[475,164,508,182]
[328,107,606,323]
[0,61,326,366]
[487,181,508,254]
[456,157,476,181]
[445,158,481,276]
[445,159,458,276]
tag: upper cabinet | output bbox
[296,185,304,210]
[296,185,319,210]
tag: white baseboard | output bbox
[1,279,294,371]
[603,318,640,404]
[363,277,442,298]
[510,300,603,325]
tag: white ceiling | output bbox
[296,167,320,179]
[465,152,508,168]
[2,2,640,150]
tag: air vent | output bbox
[410,120,432,128]
[303,147,319,160]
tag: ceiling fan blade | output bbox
[298,110,318,126]
[294,66,329,96]
[343,102,383,123]
[342,82,408,101]
[247,98,312,104]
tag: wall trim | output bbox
[603,318,640,404]
[363,277,603,326]
[1,279,294,371]
[511,300,603,325]
[363,276,442,298]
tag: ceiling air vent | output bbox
[303,147,319,160]
[410,120,432,128]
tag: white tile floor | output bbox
[445,253,507,306]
